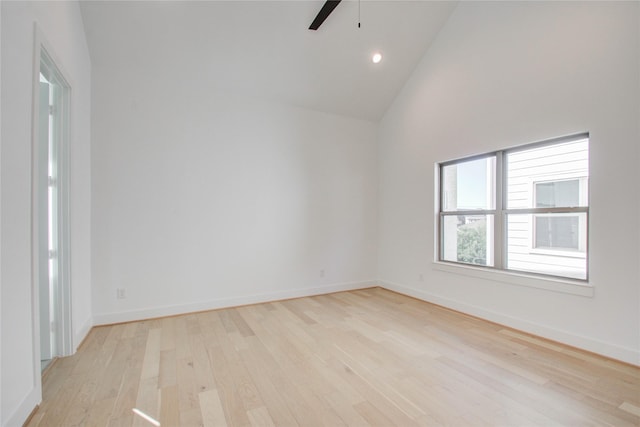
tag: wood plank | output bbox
[140,329,161,380]
[247,406,276,427]
[206,339,251,425]
[159,385,179,427]
[199,389,228,427]
[620,401,640,417]
[132,377,160,427]
[158,349,177,388]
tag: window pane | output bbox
[506,213,587,280]
[535,180,579,208]
[442,156,495,211]
[442,215,494,266]
[506,139,588,209]
[535,215,579,250]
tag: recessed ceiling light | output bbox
[372,52,382,64]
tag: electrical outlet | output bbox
[320,269,325,278]
[116,288,126,299]
[419,273,424,281]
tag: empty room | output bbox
[1,0,639,426]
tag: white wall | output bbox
[378,1,640,364]
[91,67,378,323]
[0,1,92,425]
[0,2,3,423]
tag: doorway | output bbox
[36,45,72,371]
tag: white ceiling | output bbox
[80,1,458,121]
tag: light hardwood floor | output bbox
[28,288,640,426]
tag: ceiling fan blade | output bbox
[309,0,342,30]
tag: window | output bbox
[438,134,589,280]
[535,215,579,250]
[532,179,587,252]
[535,179,580,208]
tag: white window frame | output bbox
[436,133,590,287]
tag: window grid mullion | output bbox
[504,207,588,215]
[495,151,504,270]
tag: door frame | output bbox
[30,24,73,388]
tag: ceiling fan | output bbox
[309,0,342,30]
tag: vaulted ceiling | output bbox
[80,1,458,121]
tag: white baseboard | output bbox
[73,316,93,352]
[4,388,39,427]
[378,279,640,366]
[93,280,377,326]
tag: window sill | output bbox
[432,261,594,297]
